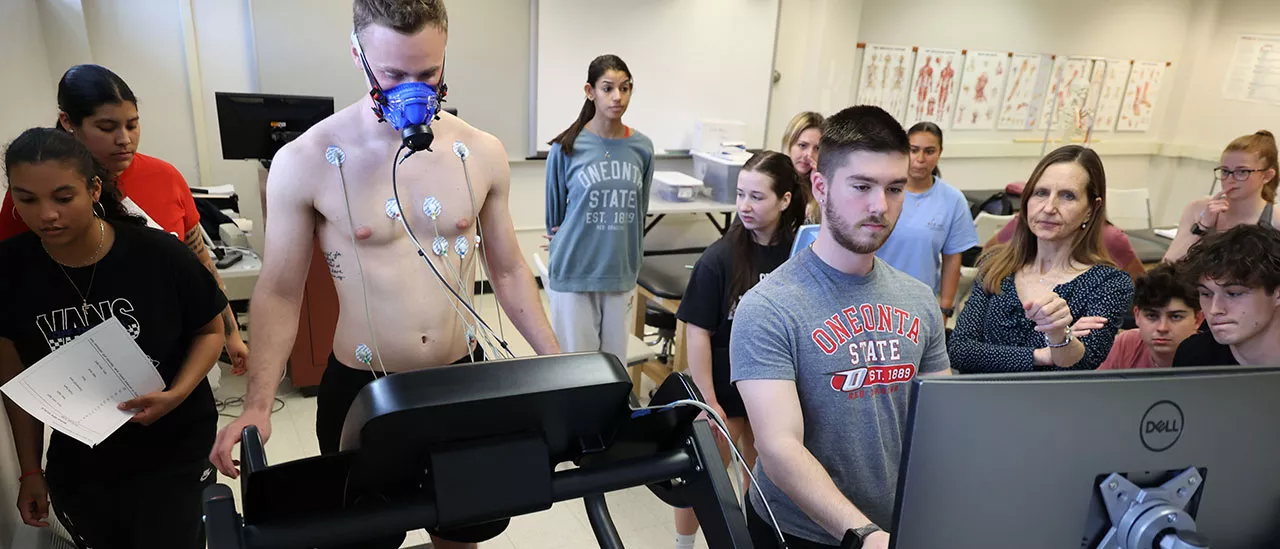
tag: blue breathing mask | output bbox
[353,31,447,153]
[380,82,441,152]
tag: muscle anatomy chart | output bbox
[1086,59,1133,132]
[1116,61,1166,132]
[907,48,963,126]
[1038,57,1093,131]
[953,51,1010,130]
[997,53,1053,130]
[857,44,915,123]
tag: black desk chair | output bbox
[632,254,700,395]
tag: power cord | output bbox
[216,395,285,419]
[631,399,790,549]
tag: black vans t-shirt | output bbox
[1172,332,1240,367]
[0,222,226,480]
[677,236,789,413]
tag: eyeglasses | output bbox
[1213,167,1263,181]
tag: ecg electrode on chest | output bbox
[326,140,511,376]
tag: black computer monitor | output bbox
[214,92,334,160]
[892,367,1280,548]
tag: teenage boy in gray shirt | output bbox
[731,105,951,549]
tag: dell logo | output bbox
[1140,400,1184,452]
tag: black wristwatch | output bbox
[1190,222,1210,236]
[940,306,955,317]
[841,524,883,548]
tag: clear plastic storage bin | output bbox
[653,171,704,202]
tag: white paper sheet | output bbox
[1,317,164,447]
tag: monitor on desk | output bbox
[215,92,335,161]
[891,367,1280,548]
[791,224,819,258]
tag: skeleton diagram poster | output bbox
[997,53,1053,130]
[952,51,1010,130]
[907,48,963,126]
[1116,61,1166,132]
[857,44,915,123]
[1038,57,1094,131]
[1086,59,1133,132]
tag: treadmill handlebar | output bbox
[240,425,269,476]
[211,448,700,549]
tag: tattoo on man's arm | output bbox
[324,251,345,280]
[185,227,208,258]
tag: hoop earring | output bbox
[10,207,18,220]
[93,201,106,219]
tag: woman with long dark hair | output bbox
[875,122,978,322]
[0,128,227,548]
[543,55,654,361]
[949,145,1133,373]
[0,64,248,374]
[672,151,806,548]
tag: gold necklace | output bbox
[42,220,104,316]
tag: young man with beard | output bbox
[729,106,951,549]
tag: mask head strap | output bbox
[352,31,389,122]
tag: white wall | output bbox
[34,0,93,78]
[0,0,54,536]
[81,0,203,186]
[765,0,865,150]
[764,0,1280,229]
[1168,0,1280,152]
[190,0,264,251]
[0,0,59,195]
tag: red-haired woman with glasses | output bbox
[1164,130,1278,262]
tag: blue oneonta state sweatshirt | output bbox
[545,129,654,293]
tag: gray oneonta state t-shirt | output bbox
[730,249,950,544]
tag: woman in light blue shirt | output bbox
[544,55,654,361]
[876,123,979,323]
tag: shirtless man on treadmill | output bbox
[210,2,559,544]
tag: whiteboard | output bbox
[533,0,779,154]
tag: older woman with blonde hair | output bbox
[949,145,1133,373]
[780,111,822,222]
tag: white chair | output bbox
[531,252,550,281]
[1106,188,1152,230]
[973,212,1015,246]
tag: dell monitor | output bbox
[215,92,334,161]
[892,367,1280,548]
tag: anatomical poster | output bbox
[1038,57,1093,131]
[1116,61,1166,132]
[857,44,915,123]
[952,51,1010,130]
[997,53,1053,130]
[1087,59,1132,132]
[906,48,964,127]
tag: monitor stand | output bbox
[1096,467,1210,549]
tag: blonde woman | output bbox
[780,111,823,223]
[949,146,1133,373]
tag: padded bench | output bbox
[632,253,700,395]
[1123,229,1175,265]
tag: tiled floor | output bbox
[212,291,714,549]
